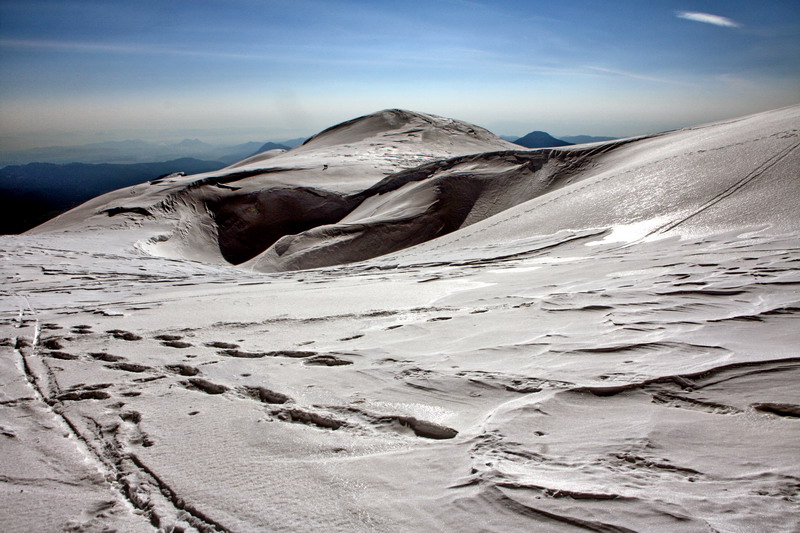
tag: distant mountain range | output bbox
[0,132,617,167]
[0,138,297,167]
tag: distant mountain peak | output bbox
[177,138,208,147]
[513,131,573,149]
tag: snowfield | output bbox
[1,107,798,532]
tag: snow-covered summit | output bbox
[296,108,515,151]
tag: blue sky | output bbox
[1,0,798,148]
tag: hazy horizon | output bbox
[1,0,799,151]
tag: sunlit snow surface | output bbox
[1,107,799,532]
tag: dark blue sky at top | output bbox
[1,0,798,147]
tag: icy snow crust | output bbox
[1,106,799,532]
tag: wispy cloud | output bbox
[585,66,694,87]
[676,11,741,28]
[0,39,268,60]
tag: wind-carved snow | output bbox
[1,106,799,532]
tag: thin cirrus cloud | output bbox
[585,66,694,87]
[0,38,271,60]
[676,11,742,28]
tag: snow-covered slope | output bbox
[30,109,521,265]
[29,106,799,273]
[1,105,798,533]
[376,104,800,266]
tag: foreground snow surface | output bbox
[1,107,799,532]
